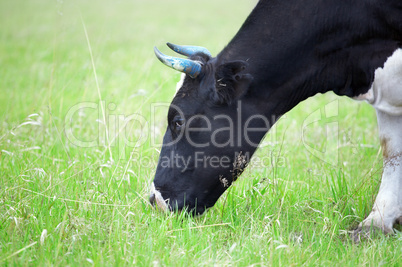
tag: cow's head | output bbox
[150,43,269,215]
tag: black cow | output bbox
[150,0,402,236]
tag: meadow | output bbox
[1,0,401,265]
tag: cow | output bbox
[149,0,402,238]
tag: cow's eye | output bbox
[173,116,185,131]
[175,120,184,127]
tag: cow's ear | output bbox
[212,60,253,105]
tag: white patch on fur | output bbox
[150,182,169,212]
[358,49,402,233]
[175,73,186,96]
[369,49,402,116]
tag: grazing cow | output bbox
[150,0,402,236]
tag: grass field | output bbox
[1,0,402,265]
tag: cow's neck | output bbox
[218,0,401,119]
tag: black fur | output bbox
[152,0,402,215]
[213,61,253,105]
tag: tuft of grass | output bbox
[1,0,402,265]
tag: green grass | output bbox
[1,0,401,265]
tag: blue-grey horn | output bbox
[167,42,212,57]
[154,47,202,78]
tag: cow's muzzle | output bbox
[149,182,170,212]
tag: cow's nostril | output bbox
[149,193,156,206]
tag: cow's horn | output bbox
[167,42,212,57]
[154,47,202,78]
